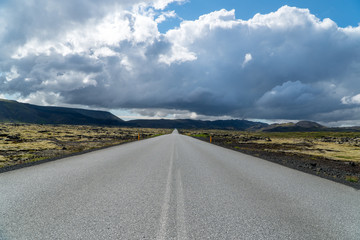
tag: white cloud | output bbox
[130,108,234,120]
[5,66,20,81]
[152,0,186,10]
[342,94,360,105]
[249,5,337,30]
[155,10,176,23]
[41,71,98,91]
[10,10,150,59]
[92,47,118,58]
[165,9,237,45]
[19,91,63,106]
[158,44,197,65]
[242,53,252,67]
[1,3,360,124]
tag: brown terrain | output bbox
[0,123,171,172]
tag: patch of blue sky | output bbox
[158,0,360,33]
[0,93,21,101]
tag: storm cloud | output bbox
[1,1,360,124]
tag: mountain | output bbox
[127,119,268,130]
[0,99,267,129]
[1,99,359,131]
[0,100,269,129]
[0,99,124,125]
[262,121,325,132]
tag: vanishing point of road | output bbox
[0,130,359,239]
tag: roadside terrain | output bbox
[0,123,171,170]
[181,129,360,188]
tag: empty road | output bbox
[0,130,359,239]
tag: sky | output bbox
[0,0,360,126]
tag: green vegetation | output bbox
[345,176,359,183]
[191,133,210,138]
[335,156,355,160]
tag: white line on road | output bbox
[156,143,174,240]
[176,169,188,240]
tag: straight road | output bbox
[0,130,359,239]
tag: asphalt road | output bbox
[0,130,359,239]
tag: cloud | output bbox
[129,108,233,120]
[5,66,20,82]
[342,94,360,105]
[152,0,186,10]
[242,53,252,67]
[1,3,360,124]
[155,10,177,23]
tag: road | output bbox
[0,130,359,239]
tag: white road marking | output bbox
[156,143,174,240]
[176,169,188,240]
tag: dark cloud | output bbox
[1,3,360,124]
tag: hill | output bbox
[0,99,124,125]
[262,121,325,132]
[127,119,268,130]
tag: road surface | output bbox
[0,130,359,239]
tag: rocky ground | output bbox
[181,130,360,189]
[0,123,171,171]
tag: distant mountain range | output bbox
[0,99,266,130]
[128,119,268,130]
[0,99,359,131]
[0,99,123,125]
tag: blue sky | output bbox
[1,0,360,126]
[158,0,360,32]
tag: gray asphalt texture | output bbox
[0,130,359,239]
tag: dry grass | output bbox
[182,129,360,162]
[0,123,171,168]
[256,138,360,162]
